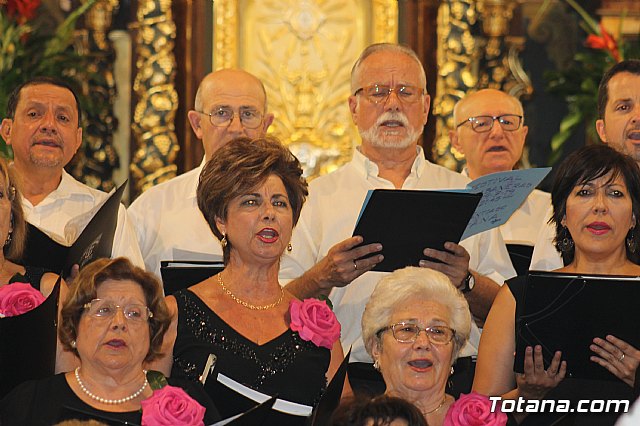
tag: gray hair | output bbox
[362,267,471,364]
[350,43,427,93]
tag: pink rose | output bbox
[289,298,341,349]
[444,392,507,426]
[0,282,45,317]
[141,385,206,426]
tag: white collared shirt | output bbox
[22,170,144,267]
[281,147,516,362]
[128,162,222,278]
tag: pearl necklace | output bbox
[75,367,148,405]
[217,273,284,310]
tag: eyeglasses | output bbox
[376,322,455,345]
[353,84,425,104]
[456,114,523,133]
[198,107,264,129]
[83,299,153,322]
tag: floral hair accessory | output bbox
[290,298,341,350]
[141,383,206,426]
[444,391,507,426]
[0,282,45,317]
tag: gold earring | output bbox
[287,243,292,252]
[220,234,228,248]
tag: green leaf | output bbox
[318,295,334,310]
[146,370,169,390]
[44,0,98,57]
[564,0,600,34]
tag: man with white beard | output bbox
[281,43,516,397]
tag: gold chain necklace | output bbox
[217,273,284,310]
[424,395,447,415]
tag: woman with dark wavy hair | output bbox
[475,144,640,425]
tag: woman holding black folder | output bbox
[150,137,347,425]
[474,145,640,424]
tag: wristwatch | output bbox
[461,271,475,294]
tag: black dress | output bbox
[9,265,46,290]
[0,373,220,425]
[508,275,634,426]
[171,289,331,425]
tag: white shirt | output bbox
[280,147,517,362]
[461,168,552,246]
[128,163,222,278]
[529,204,564,271]
[22,170,144,267]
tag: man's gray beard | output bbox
[361,124,421,149]
[29,151,63,168]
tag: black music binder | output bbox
[515,271,640,381]
[160,260,225,295]
[353,189,482,272]
[23,181,127,276]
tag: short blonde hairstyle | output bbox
[362,267,471,364]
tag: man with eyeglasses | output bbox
[450,89,551,272]
[281,43,515,397]
[129,69,274,277]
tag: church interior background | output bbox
[1,0,638,203]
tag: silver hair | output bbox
[350,43,427,93]
[361,267,471,364]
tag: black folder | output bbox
[353,190,482,272]
[213,396,277,426]
[22,181,127,276]
[308,349,351,426]
[160,260,225,295]
[506,243,534,277]
[0,277,60,398]
[515,271,640,381]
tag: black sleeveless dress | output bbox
[171,289,331,425]
[9,265,46,290]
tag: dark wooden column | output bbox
[398,0,440,161]
[172,1,213,173]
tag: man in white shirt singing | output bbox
[0,77,142,268]
[281,43,516,396]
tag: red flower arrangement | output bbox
[5,0,41,24]
[585,22,621,62]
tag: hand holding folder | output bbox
[352,168,550,273]
[515,271,640,381]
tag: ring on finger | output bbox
[353,260,358,271]
[619,353,625,362]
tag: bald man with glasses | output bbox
[129,69,274,278]
[450,89,551,274]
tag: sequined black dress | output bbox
[171,289,331,425]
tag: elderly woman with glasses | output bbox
[0,257,219,425]
[361,267,471,425]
